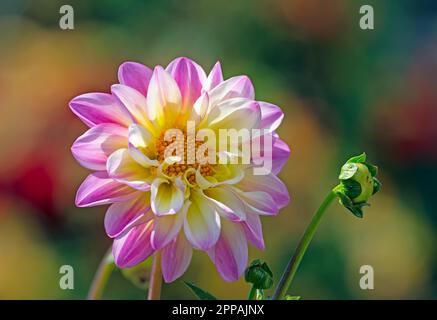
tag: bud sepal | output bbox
[335,153,381,218]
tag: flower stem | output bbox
[147,251,163,300]
[272,190,337,300]
[87,247,114,300]
[247,286,257,300]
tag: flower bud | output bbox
[335,153,381,218]
[244,259,273,290]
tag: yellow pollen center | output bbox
[155,132,214,184]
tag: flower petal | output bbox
[189,92,209,123]
[232,188,278,216]
[118,61,153,96]
[203,61,223,92]
[150,178,185,216]
[208,220,248,282]
[113,220,154,268]
[161,231,193,283]
[75,172,138,207]
[241,212,265,250]
[166,57,206,111]
[71,123,128,170]
[236,170,290,209]
[270,134,290,175]
[203,187,246,221]
[250,132,290,175]
[206,98,261,131]
[128,124,159,167]
[111,84,152,129]
[104,193,153,238]
[184,190,220,250]
[259,101,284,133]
[146,66,182,127]
[69,93,132,127]
[151,201,188,249]
[208,75,255,108]
[107,148,152,191]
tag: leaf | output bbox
[341,179,362,199]
[336,191,366,218]
[364,163,378,177]
[372,177,382,195]
[346,153,366,164]
[184,281,218,300]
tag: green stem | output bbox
[87,247,114,300]
[147,251,163,300]
[247,286,257,300]
[272,190,337,300]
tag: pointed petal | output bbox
[75,172,138,207]
[203,61,223,92]
[113,220,154,268]
[271,134,290,175]
[104,193,153,238]
[232,188,278,216]
[151,200,188,250]
[206,98,261,131]
[118,61,153,96]
[242,212,265,250]
[146,66,182,127]
[250,132,290,175]
[259,101,284,133]
[111,84,150,127]
[208,220,248,282]
[236,170,290,209]
[166,57,206,111]
[208,75,255,108]
[203,187,246,221]
[107,148,152,191]
[150,178,185,216]
[71,123,127,171]
[69,93,132,127]
[161,231,193,283]
[128,124,159,167]
[184,190,220,250]
[189,92,209,123]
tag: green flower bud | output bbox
[335,153,381,218]
[244,259,273,290]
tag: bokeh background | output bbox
[0,0,436,299]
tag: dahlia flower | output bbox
[71,57,290,283]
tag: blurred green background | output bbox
[0,0,436,299]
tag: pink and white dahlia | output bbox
[70,57,290,282]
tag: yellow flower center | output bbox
[155,131,215,184]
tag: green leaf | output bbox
[339,163,358,180]
[372,177,382,195]
[184,281,218,300]
[336,191,367,218]
[349,206,364,218]
[364,163,378,177]
[346,152,366,164]
[284,295,301,300]
[341,179,362,199]
[335,191,353,208]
